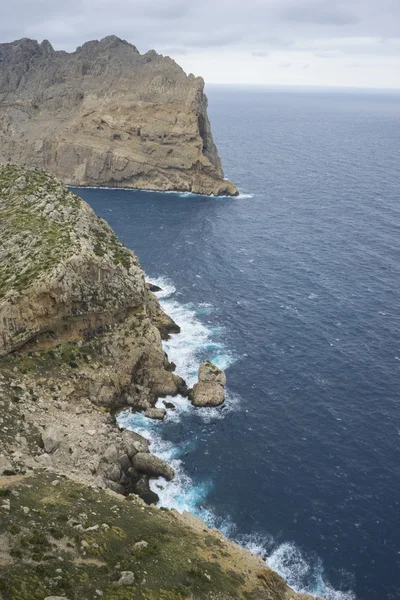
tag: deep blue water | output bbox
[73,85,400,600]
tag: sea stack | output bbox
[0,36,238,196]
[189,360,227,407]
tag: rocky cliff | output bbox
[0,36,238,196]
[0,166,316,600]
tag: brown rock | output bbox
[189,360,226,407]
[132,452,174,481]
[0,36,238,197]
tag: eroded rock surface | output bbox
[0,165,184,501]
[0,36,238,196]
[189,360,226,407]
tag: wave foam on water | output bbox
[117,276,355,600]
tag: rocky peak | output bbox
[0,35,238,196]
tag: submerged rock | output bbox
[189,360,226,407]
[145,407,166,420]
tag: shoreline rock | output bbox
[189,360,227,407]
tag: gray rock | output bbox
[189,360,226,407]
[103,444,118,463]
[121,429,149,457]
[0,454,14,475]
[104,480,125,495]
[116,571,135,586]
[133,540,148,552]
[106,464,121,483]
[132,452,174,481]
[144,407,166,420]
[41,426,62,453]
[0,37,238,197]
[118,454,131,473]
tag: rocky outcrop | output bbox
[0,36,238,196]
[189,360,226,407]
[0,165,186,502]
[0,165,186,409]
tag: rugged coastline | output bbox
[0,35,238,197]
[0,165,315,599]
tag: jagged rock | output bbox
[147,283,162,293]
[0,166,184,413]
[146,289,181,340]
[132,452,174,481]
[121,429,149,456]
[106,464,122,483]
[145,407,166,420]
[189,360,226,407]
[118,454,131,473]
[41,426,62,454]
[163,401,176,410]
[135,476,160,505]
[105,480,125,495]
[0,36,238,197]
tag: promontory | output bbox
[0,165,318,600]
[0,35,238,196]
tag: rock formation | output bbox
[0,166,319,600]
[189,360,226,407]
[0,35,238,196]
[0,165,184,500]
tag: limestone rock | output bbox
[0,36,238,197]
[0,454,14,475]
[41,426,62,454]
[145,407,166,420]
[121,429,149,456]
[132,452,174,481]
[189,360,226,407]
[135,476,160,505]
[0,166,184,412]
[116,571,135,586]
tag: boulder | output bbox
[189,361,226,407]
[132,452,174,481]
[116,571,135,586]
[41,426,62,454]
[121,429,149,456]
[135,476,160,505]
[147,283,162,293]
[0,455,15,475]
[163,401,176,410]
[145,407,166,420]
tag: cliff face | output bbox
[0,36,238,196]
[0,166,317,600]
[0,164,184,408]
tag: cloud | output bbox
[0,0,399,87]
[278,0,358,26]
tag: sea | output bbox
[72,84,400,600]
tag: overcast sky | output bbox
[2,0,400,88]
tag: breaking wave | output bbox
[117,277,355,600]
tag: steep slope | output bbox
[0,36,238,196]
[0,166,318,600]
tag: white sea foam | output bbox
[117,276,355,600]
[71,184,252,199]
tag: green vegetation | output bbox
[0,165,137,301]
[0,474,275,600]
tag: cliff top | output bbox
[0,165,139,301]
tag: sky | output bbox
[1,0,400,88]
